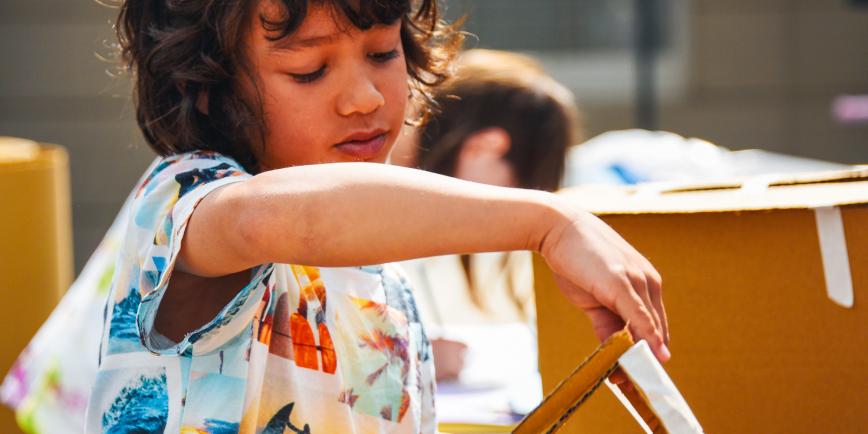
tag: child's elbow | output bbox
[213,180,270,268]
[235,193,269,264]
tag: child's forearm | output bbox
[182,163,565,276]
[180,162,672,362]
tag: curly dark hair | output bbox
[117,0,462,173]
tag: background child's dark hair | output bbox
[117,0,462,173]
[416,49,581,192]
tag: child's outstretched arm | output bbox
[179,163,670,361]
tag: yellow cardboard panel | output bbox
[0,142,71,434]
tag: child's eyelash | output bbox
[290,66,326,84]
[369,49,400,63]
[289,50,399,84]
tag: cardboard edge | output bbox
[559,167,868,215]
[512,328,634,434]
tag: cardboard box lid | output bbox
[562,168,868,214]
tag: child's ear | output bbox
[460,127,511,160]
[196,91,209,115]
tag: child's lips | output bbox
[334,132,387,160]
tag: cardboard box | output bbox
[534,169,868,433]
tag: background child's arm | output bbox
[178,162,670,360]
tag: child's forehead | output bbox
[255,1,342,37]
[250,0,404,46]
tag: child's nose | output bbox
[336,74,385,117]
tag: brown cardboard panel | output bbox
[843,206,868,308]
[534,196,868,433]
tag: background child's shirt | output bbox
[85,151,436,434]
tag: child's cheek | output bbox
[383,62,410,119]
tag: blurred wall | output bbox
[0,1,154,274]
[580,0,868,163]
[0,0,867,276]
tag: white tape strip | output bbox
[814,206,854,308]
[605,380,653,434]
[618,341,704,434]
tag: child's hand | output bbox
[540,202,670,363]
[431,338,468,382]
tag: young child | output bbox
[414,48,580,319]
[394,49,581,384]
[82,0,669,433]
[397,48,580,193]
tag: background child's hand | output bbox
[540,203,670,363]
[430,338,468,382]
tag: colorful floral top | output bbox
[81,151,436,433]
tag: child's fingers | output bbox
[635,256,669,347]
[645,271,669,348]
[599,224,670,355]
[563,272,670,366]
[607,276,669,362]
[627,270,664,346]
[584,305,626,344]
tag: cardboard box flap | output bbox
[562,168,868,214]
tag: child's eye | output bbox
[369,49,400,63]
[290,65,326,84]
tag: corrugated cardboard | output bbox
[534,169,868,433]
[439,327,701,434]
[514,328,636,434]
[438,327,703,434]
[438,329,636,434]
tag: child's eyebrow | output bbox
[269,32,340,52]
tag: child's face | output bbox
[246,1,409,169]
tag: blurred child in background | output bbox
[394,49,582,383]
